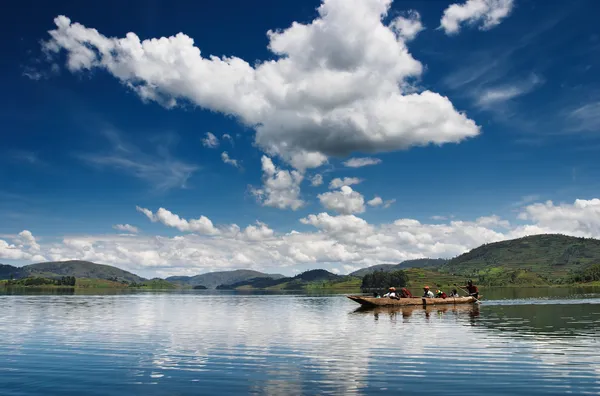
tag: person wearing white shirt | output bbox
[422,286,434,298]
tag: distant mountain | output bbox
[216,269,354,290]
[0,260,146,283]
[24,260,146,283]
[350,258,447,277]
[0,264,27,280]
[442,234,600,285]
[166,269,286,289]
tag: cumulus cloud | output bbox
[42,0,480,169]
[367,196,396,208]
[367,196,383,207]
[112,224,139,233]
[0,230,45,261]
[343,157,382,168]
[136,206,220,235]
[318,185,366,215]
[390,10,424,41]
[251,156,304,210]
[310,174,324,187]
[6,198,600,276]
[222,133,233,142]
[221,152,240,168]
[329,177,362,189]
[202,132,219,148]
[440,0,514,35]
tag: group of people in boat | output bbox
[378,280,479,300]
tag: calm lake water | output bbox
[1,288,600,395]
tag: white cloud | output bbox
[367,196,383,207]
[516,199,600,236]
[390,10,424,41]
[329,177,362,189]
[251,156,304,210]
[383,199,396,208]
[0,230,45,261]
[136,206,220,235]
[202,132,219,148]
[310,174,324,187]
[476,74,544,108]
[343,157,382,168]
[567,102,600,132]
[222,133,233,142]
[440,0,514,35]
[42,1,480,169]
[221,152,240,168]
[112,224,139,233]
[6,198,600,277]
[318,185,365,215]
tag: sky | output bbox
[1,0,600,278]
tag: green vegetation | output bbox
[2,276,76,287]
[167,269,286,289]
[440,234,600,286]
[217,269,361,291]
[360,270,409,290]
[350,259,448,277]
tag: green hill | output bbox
[24,260,145,283]
[350,258,448,277]
[166,269,286,289]
[0,264,27,280]
[441,234,600,285]
[216,269,360,291]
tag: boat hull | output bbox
[347,295,479,307]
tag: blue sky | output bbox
[1,0,600,277]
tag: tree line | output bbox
[361,270,409,291]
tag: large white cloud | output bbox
[4,198,600,276]
[251,156,304,210]
[440,0,514,35]
[318,186,366,214]
[41,0,480,169]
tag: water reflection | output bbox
[0,292,599,395]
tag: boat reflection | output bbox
[351,303,481,323]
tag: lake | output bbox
[1,288,600,395]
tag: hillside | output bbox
[216,269,359,291]
[442,234,600,285]
[166,269,286,289]
[0,264,27,280]
[24,260,145,283]
[350,258,447,277]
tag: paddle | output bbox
[453,283,481,304]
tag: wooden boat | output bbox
[347,295,479,307]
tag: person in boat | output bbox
[449,289,459,297]
[422,286,434,298]
[399,287,413,298]
[435,289,447,299]
[383,287,399,299]
[463,280,479,299]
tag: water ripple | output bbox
[0,293,599,395]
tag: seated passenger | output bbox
[399,287,413,298]
[449,289,459,297]
[435,289,447,299]
[383,287,399,299]
[422,286,434,298]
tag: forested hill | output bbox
[350,258,448,277]
[24,260,145,283]
[166,269,286,289]
[442,234,600,284]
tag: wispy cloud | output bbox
[9,150,45,165]
[221,152,241,169]
[566,102,600,132]
[343,157,382,168]
[81,129,198,192]
[511,194,541,207]
[476,74,545,108]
